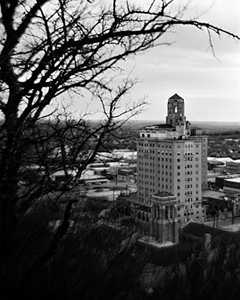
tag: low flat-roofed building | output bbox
[51,169,110,186]
[203,190,226,201]
[112,149,137,161]
[117,168,136,183]
[215,174,240,189]
[226,161,240,174]
[208,157,233,166]
[208,160,225,171]
[216,178,240,217]
[79,171,110,186]
[207,172,222,184]
[222,179,240,217]
[224,177,240,191]
[202,190,231,223]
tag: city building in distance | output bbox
[136,93,208,242]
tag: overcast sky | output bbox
[127,0,240,122]
[58,0,240,123]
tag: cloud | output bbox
[56,1,240,122]
[125,0,240,122]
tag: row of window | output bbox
[138,174,172,180]
[139,142,201,148]
[138,149,173,154]
[138,143,172,148]
[138,152,200,160]
[138,184,172,191]
[139,183,200,191]
[138,163,173,169]
[139,170,172,175]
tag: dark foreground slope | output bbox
[3,190,240,300]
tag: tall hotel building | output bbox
[136,94,207,238]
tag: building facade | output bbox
[136,94,207,237]
[226,161,240,174]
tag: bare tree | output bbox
[0,0,239,285]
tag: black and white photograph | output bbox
[0,0,239,299]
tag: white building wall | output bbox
[137,97,207,225]
[137,137,205,224]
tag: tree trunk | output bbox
[0,101,20,259]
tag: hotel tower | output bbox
[136,94,207,242]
